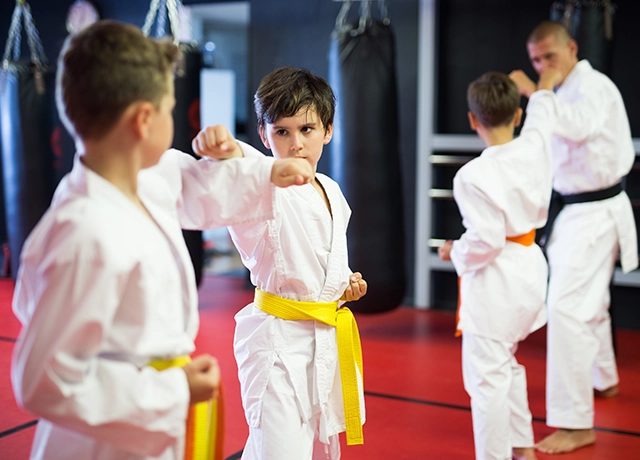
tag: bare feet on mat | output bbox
[513,446,538,460]
[535,429,596,454]
[594,384,619,398]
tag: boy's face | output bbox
[527,34,578,84]
[259,107,332,173]
[144,74,176,168]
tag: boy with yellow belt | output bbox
[438,70,561,460]
[193,67,368,459]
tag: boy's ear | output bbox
[513,107,523,128]
[323,124,333,144]
[259,125,270,149]
[467,111,479,132]
[133,102,155,139]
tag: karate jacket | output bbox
[451,91,558,343]
[11,149,276,459]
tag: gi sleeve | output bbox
[520,90,560,148]
[149,141,277,230]
[11,239,189,457]
[450,166,506,275]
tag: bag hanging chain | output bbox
[142,0,185,45]
[334,0,390,35]
[1,0,48,94]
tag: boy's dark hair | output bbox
[254,67,335,133]
[467,72,520,128]
[56,20,180,141]
[527,20,572,45]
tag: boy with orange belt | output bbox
[439,69,561,460]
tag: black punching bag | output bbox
[551,0,616,75]
[173,44,205,288]
[142,2,205,287]
[0,3,57,278]
[329,2,405,313]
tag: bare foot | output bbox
[513,446,537,460]
[535,429,596,454]
[594,385,619,398]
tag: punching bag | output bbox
[174,43,205,288]
[551,0,616,75]
[143,0,205,287]
[0,2,57,279]
[329,1,406,313]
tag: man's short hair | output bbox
[254,67,335,133]
[527,20,572,45]
[467,72,520,128]
[56,20,180,141]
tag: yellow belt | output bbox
[456,229,536,337]
[254,288,364,446]
[149,356,224,460]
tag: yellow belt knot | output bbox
[148,356,224,460]
[254,288,365,445]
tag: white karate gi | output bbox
[450,91,558,460]
[228,142,363,460]
[545,60,638,429]
[11,149,277,460]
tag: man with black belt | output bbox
[510,20,638,455]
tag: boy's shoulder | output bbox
[22,176,144,272]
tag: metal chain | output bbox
[142,0,185,45]
[23,2,47,68]
[335,1,352,31]
[2,3,24,70]
[1,1,48,93]
[166,0,181,44]
[156,0,167,38]
[142,0,162,37]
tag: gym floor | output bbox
[1,274,639,459]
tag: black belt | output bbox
[538,182,623,248]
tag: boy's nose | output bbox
[290,135,303,151]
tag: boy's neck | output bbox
[80,140,142,201]
[478,125,515,148]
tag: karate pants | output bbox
[546,206,619,429]
[241,356,340,460]
[462,332,534,460]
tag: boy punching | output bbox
[193,67,368,459]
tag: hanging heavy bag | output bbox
[329,1,406,313]
[143,0,205,287]
[174,43,205,288]
[550,0,615,75]
[0,1,57,279]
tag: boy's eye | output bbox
[276,129,287,136]
[301,126,312,133]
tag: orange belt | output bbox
[455,229,536,336]
[149,356,225,460]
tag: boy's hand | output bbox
[182,354,221,404]
[438,240,453,261]
[340,272,368,302]
[192,125,243,160]
[509,70,536,98]
[271,158,313,187]
[538,68,563,92]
